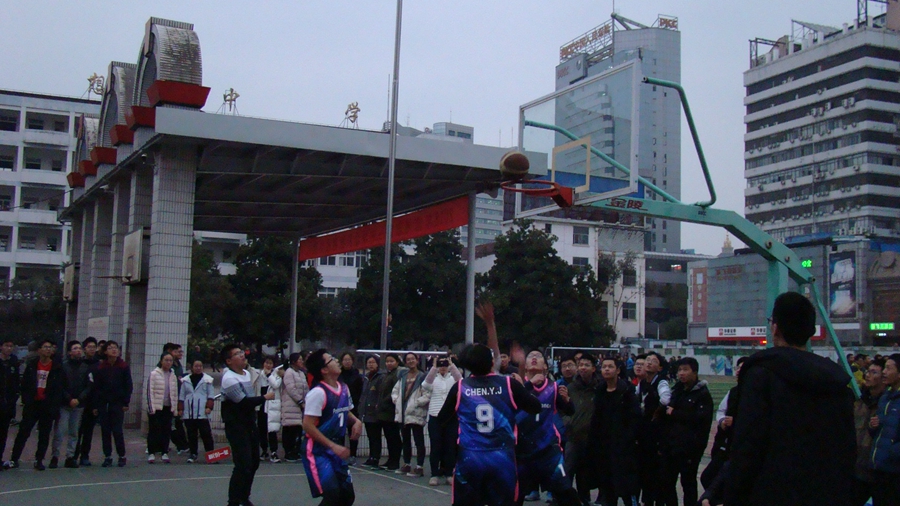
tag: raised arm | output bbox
[476,302,501,373]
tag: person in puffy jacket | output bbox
[179,359,216,463]
[91,341,133,467]
[281,352,309,462]
[258,356,283,463]
[359,355,385,468]
[869,353,900,504]
[392,353,429,477]
[146,353,179,464]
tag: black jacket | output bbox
[339,368,364,416]
[724,347,855,506]
[20,357,66,412]
[61,358,92,405]
[589,379,641,496]
[377,367,402,422]
[0,354,19,412]
[92,358,134,407]
[665,379,713,456]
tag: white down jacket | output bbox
[264,367,283,433]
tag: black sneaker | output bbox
[49,457,59,469]
[101,457,113,468]
[34,460,46,471]
[362,458,378,468]
[79,457,92,467]
[117,457,127,467]
[64,457,79,469]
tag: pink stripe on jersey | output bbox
[306,437,323,494]
[455,379,463,410]
[507,376,517,410]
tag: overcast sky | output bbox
[0,0,878,254]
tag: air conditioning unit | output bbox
[758,184,765,191]
[122,227,151,285]
[791,176,797,183]
[841,98,849,108]
[848,97,856,107]
[839,228,847,235]
[62,264,78,302]
[853,165,860,172]
[781,180,786,185]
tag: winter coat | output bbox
[665,379,713,456]
[870,386,900,475]
[339,368,364,416]
[179,373,215,420]
[92,357,133,407]
[589,378,641,497]
[565,371,602,445]
[61,358,92,406]
[392,369,429,426]
[281,367,309,427]
[264,368,283,432]
[0,354,19,413]
[360,370,385,423]
[376,367,402,422]
[20,357,66,413]
[146,367,179,414]
[724,346,855,506]
[854,387,882,481]
[422,364,462,417]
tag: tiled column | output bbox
[123,167,152,426]
[64,215,82,341]
[89,195,113,322]
[75,206,94,341]
[106,178,131,343]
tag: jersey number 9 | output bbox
[476,404,494,433]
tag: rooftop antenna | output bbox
[216,88,240,115]
[84,73,104,100]
[340,102,361,129]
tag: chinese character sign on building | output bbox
[690,267,707,324]
[829,251,857,319]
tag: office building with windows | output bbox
[0,90,100,288]
[744,7,900,241]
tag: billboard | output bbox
[690,267,707,324]
[829,251,857,319]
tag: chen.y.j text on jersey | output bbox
[307,382,352,456]
[515,380,561,456]
[457,375,518,451]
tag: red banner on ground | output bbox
[205,446,232,463]
[299,196,470,261]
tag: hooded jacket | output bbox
[263,367,283,432]
[392,369,428,425]
[870,386,900,474]
[724,346,855,506]
[179,372,216,420]
[665,378,713,456]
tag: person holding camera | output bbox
[421,356,461,485]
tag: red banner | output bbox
[205,446,232,463]
[299,196,470,261]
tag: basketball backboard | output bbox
[514,59,643,219]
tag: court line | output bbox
[353,466,450,495]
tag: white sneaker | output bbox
[147,454,155,464]
[446,476,454,486]
[161,453,170,464]
[270,455,281,463]
[428,477,440,486]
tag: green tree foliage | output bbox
[189,242,236,344]
[227,236,323,348]
[477,220,612,349]
[0,277,66,346]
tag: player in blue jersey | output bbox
[513,350,581,506]
[437,303,542,506]
[302,349,363,506]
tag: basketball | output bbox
[499,151,530,180]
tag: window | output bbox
[457,132,472,139]
[0,113,17,132]
[25,158,41,170]
[320,256,337,266]
[54,120,67,133]
[341,254,357,267]
[26,117,44,130]
[572,257,590,270]
[622,269,637,287]
[0,235,8,251]
[0,195,10,211]
[318,287,340,298]
[51,159,63,172]
[448,130,456,136]
[47,237,58,252]
[544,223,552,234]
[0,155,12,170]
[302,259,316,267]
[622,302,637,321]
[573,226,589,245]
[662,221,667,230]
[19,236,36,250]
[663,234,667,243]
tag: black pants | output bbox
[0,406,14,460]
[427,416,456,477]
[365,422,382,461]
[283,425,303,459]
[147,406,174,454]
[11,401,54,462]
[402,423,425,467]
[225,417,261,506]
[75,406,97,461]
[319,480,356,506]
[98,403,126,457]
[872,470,900,506]
[256,411,279,455]
[664,451,701,506]
[382,421,402,467]
[171,415,188,451]
[185,418,214,456]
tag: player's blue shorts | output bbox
[302,440,353,500]
[453,448,518,506]
[517,446,570,500]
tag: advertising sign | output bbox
[205,446,232,464]
[829,251,857,319]
[690,267,707,324]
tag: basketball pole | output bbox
[380,0,403,350]
[465,192,477,345]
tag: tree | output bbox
[189,242,236,345]
[477,220,611,349]
[343,244,408,348]
[596,250,641,343]
[0,277,66,346]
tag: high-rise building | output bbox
[550,13,682,253]
[744,6,900,242]
[0,90,100,288]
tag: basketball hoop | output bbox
[500,179,574,208]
